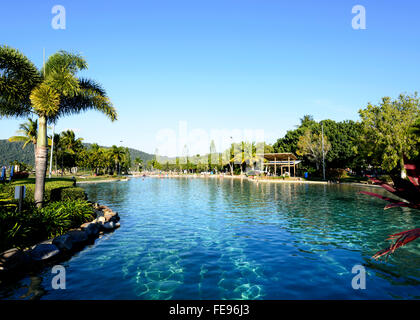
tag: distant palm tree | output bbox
[52,133,61,174]
[0,46,117,207]
[110,145,125,175]
[8,118,38,152]
[8,118,53,158]
[87,143,101,174]
[243,142,262,171]
[59,130,84,174]
[60,130,83,154]
[134,157,143,172]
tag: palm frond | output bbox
[43,51,87,77]
[54,78,117,122]
[8,135,28,144]
[45,68,80,97]
[0,45,41,118]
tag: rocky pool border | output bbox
[0,203,120,277]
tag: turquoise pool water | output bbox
[1,177,420,299]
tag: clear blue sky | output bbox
[1,0,419,156]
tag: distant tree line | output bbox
[148,93,420,177]
[5,93,420,178]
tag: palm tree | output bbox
[60,130,83,154]
[0,46,117,207]
[52,133,61,174]
[60,130,84,174]
[110,145,125,175]
[87,143,101,175]
[224,143,236,176]
[8,118,38,154]
[242,142,262,171]
[134,157,143,172]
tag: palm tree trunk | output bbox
[34,116,48,208]
[400,155,407,179]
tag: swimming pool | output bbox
[1,177,420,299]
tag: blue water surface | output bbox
[1,177,420,299]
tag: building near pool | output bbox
[258,153,301,177]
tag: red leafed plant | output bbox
[360,160,420,260]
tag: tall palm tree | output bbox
[0,46,117,207]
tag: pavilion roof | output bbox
[257,153,298,161]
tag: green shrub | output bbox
[0,203,40,252]
[0,199,95,252]
[326,168,349,180]
[55,187,87,201]
[1,178,85,203]
[38,200,95,239]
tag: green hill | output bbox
[83,142,156,164]
[0,139,35,166]
[0,139,155,167]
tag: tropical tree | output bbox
[296,129,331,172]
[232,141,261,173]
[319,119,363,169]
[409,117,420,137]
[0,46,117,207]
[60,130,83,154]
[60,130,84,173]
[134,157,143,172]
[273,115,316,154]
[110,145,125,175]
[8,118,38,154]
[224,143,235,175]
[51,133,61,174]
[358,94,420,177]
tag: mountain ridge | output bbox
[0,139,156,167]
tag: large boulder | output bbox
[29,244,60,261]
[53,234,73,251]
[80,222,91,229]
[53,230,89,252]
[104,211,120,223]
[85,223,100,237]
[102,221,115,230]
[95,210,104,218]
[0,248,31,272]
[67,230,88,244]
[97,216,106,224]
